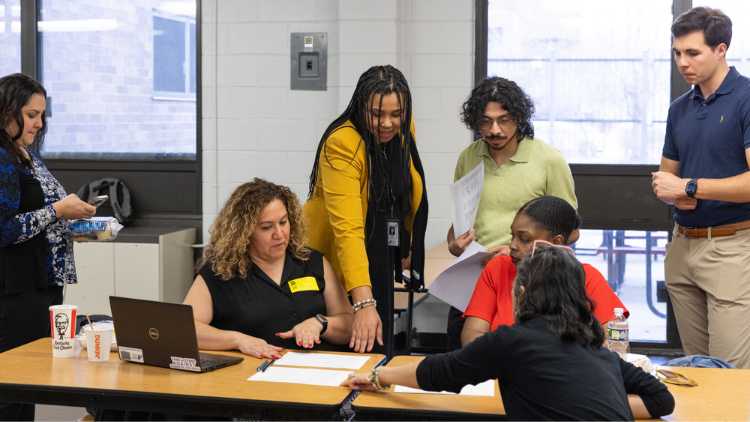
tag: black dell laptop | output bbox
[109,296,243,373]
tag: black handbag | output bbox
[76,178,133,225]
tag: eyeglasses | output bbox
[478,115,516,131]
[656,368,698,387]
[530,239,575,257]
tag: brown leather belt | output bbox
[677,219,750,238]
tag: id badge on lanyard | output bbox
[386,218,399,247]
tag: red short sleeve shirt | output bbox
[464,255,629,331]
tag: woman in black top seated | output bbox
[343,246,675,420]
[184,178,353,358]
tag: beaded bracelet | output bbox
[355,301,376,312]
[352,298,377,312]
[369,367,385,391]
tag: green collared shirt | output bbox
[454,137,577,248]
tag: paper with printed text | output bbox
[451,162,484,237]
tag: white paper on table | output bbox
[248,366,352,387]
[393,379,495,397]
[450,161,485,237]
[428,241,492,311]
[273,352,370,370]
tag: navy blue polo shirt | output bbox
[663,66,750,227]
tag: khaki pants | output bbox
[665,225,750,368]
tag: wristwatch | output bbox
[685,178,698,198]
[314,313,328,335]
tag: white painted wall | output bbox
[202,0,475,248]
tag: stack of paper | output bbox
[247,352,372,387]
[273,352,369,370]
[250,366,353,387]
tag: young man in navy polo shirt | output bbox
[652,7,750,369]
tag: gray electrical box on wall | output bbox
[290,32,327,91]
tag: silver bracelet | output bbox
[352,298,377,312]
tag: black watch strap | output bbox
[314,313,328,335]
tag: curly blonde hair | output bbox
[202,178,309,280]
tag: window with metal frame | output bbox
[38,0,197,159]
[153,12,197,100]
[13,0,202,225]
[0,0,21,76]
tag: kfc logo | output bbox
[54,313,70,340]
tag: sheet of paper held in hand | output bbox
[248,366,353,387]
[428,241,492,311]
[393,379,495,397]
[450,161,484,237]
[273,352,370,370]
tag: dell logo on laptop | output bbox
[147,327,160,340]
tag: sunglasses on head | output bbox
[656,368,698,387]
[530,239,575,257]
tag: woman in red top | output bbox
[461,195,628,345]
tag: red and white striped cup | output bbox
[49,304,77,358]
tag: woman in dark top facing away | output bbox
[0,74,96,421]
[343,246,675,420]
[184,178,353,358]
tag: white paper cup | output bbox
[49,304,77,358]
[86,328,113,362]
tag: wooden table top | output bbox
[352,355,504,417]
[0,338,384,408]
[661,366,750,421]
[352,356,750,421]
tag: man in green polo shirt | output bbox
[445,76,577,349]
[447,76,577,256]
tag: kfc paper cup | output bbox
[49,304,77,357]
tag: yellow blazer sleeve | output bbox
[319,130,372,292]
[404,121,421,232]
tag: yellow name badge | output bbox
[288,276,320,293]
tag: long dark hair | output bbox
[308,65,413,206]
[514,247,605,348]
[517,196,581,243]
[0,73,48,167]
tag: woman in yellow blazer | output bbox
[304,65,428,356]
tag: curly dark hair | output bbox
[0,73,48,167]
[672,7,731,49]
[202,178,309,280]
[461,76,535,140]
[514,247,605,348]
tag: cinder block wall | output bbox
[202,0,475,248]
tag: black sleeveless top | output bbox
[199,249,343,351]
